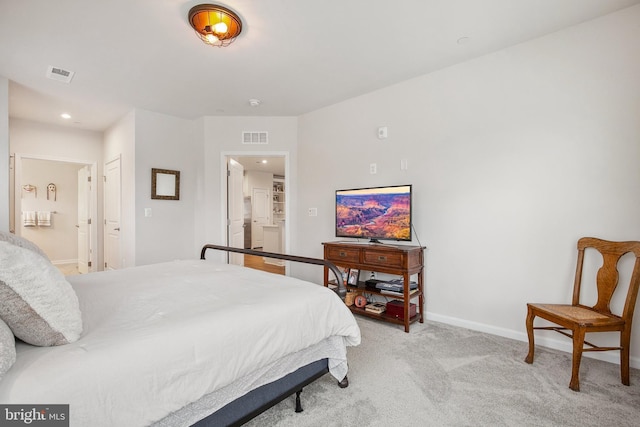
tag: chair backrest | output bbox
[573,237,640,321]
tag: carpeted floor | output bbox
[247,317,640,426]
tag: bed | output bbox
[0,234,360,426]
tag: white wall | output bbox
[201,116,298,259]
[0,77,8,232]
[297,6,640,364]
[10,118,103,160]
[133,109,199,265]
[245,170,273,200]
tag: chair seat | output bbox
[528,303,624,328]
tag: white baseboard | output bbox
[51,259,78,265]
[426,311,640,369]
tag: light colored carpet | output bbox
[247,317,640,426]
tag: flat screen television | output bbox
[335,184,412,243]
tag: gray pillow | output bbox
[0,241,82,346]
[0,230,49,260]
[0,317,16,379]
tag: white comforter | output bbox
[0,259,360,426]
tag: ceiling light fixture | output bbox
[60,113,71,119]
[188,4,243,47]
[248,98,261,107]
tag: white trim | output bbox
[426,311,640,369]
[51,259,78,265]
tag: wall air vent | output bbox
[242,131,268,144]
[46,65,75,83]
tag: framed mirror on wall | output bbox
[151,168,180,200]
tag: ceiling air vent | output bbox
[242,131,268,145]
[46,65,75,83]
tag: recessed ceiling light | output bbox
[256,159,268,164]
[248,98,262,107]
[60,113,71,119]
[457,37,470,45]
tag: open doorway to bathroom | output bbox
[12,154,98,276]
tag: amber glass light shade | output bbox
[188,4,242,47]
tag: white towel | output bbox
[23,211,36,227]
[37,211,51,227]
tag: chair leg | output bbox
[524,307,535,364]
[569,327,585,392]
[621,329,631,386]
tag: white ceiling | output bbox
[1,0,639,132]
[231,155,285,176]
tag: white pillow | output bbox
[0,317,16,379]
[0,241,83,346]
[0,230,49,260]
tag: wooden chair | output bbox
[525,237,640,391]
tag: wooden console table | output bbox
[322,241,424,332]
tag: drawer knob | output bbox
[339,251,346,257]
[378,256,387,261]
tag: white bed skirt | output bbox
[154,335,347,426]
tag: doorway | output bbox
[13,154,98,273]
[222,152,288,273]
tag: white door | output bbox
[227,159,244,266]
[251,187,270,249]
[104,157,121,270]
[77,165,91,274]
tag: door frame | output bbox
[220,151,290,266]
[13,153,98,272]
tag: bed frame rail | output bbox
[200,244,347,299]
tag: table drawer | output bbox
[326,246,361,263]
[363,250,404,268]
